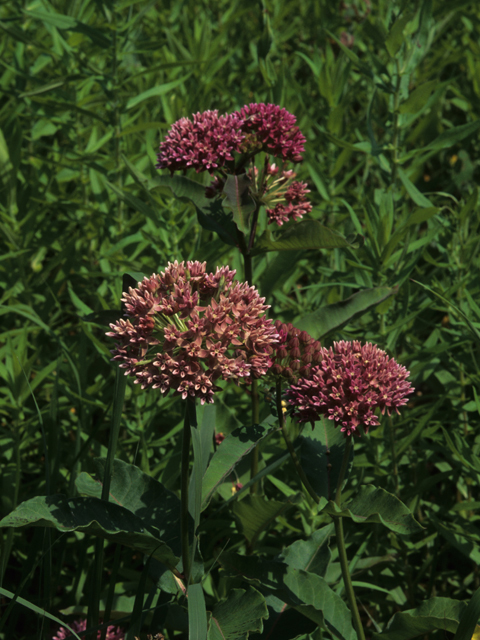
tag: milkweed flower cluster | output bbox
[156,110,245,174]
[286,341,414,437]
[52,619,124,640]
[269,321,323,384]
[157,104,305,175]
[107,261,278,405]
[157,103,311,227]
[237,103,306,163]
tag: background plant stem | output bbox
[276,380,319,504]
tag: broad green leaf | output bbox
[284,569,356,640]
[233,495,301,546]
[189,583,208,640]
[217,553,354,640]
[385,14,413,57]
[399,81,437,114]
[372,597,466,640]
[207,587,268,640]
[0,495,179,570]
[222,174,256,235]
[75,457,185,554]
[251,220,358,254]
[201,419,275,510]
[300,417,354,501]
[295,287,396,339]
[319,485,424,535]
[153,175,238,246]
[279,524,334,578]
[397,168,433,207]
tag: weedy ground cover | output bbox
[1,1,480,639]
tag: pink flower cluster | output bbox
[53,619,124,640]
[156,110,244,174]
[107,261,278,405]
[237,103,306,163]
[157,103,306,175]
[269,321,323,383]
[286,341,414,437]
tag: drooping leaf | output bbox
[153,174,238,246]
[76,457,185,554]
[222,174,256,235]
[300,417,354,501]
[201,418,275,510]
[207,587,268,640]
[251,220,359,255]
[0,495,179,569]
[372,597,466,640]
[233,494,301,546]
[295,287,396,339]
[319,485,424,535]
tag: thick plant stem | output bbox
[181,399,193,585]
[243,249,261,493]
[334,439,366,640]
[276,381,320,505]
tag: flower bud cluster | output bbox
[269,321,323,384]
[107,261,278,405]
[258,162,312,226]
[286,340,414,437]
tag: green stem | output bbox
[276,381,320,504]
[243,247,261,494]
[333,439,365,640]
[181,399,193,585]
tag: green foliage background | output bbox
[1,0,480,638]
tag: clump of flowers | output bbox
[235,103,306,163]
[53,619,124,640]
[107,261,278,405]
[269,321,323,383]
[156,110,244,175]
[157,104,311,231]
[286,341,414,437]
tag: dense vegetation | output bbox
[1,1,480,638]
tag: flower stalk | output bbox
[333,439,366,640]
[180,398,195,585]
